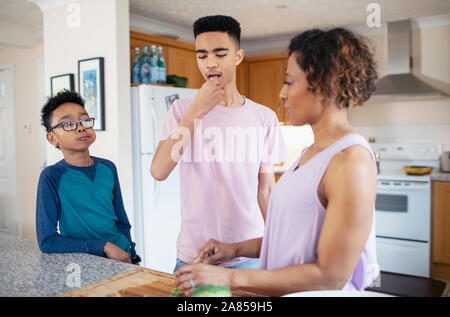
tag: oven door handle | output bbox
[377,183,429,190]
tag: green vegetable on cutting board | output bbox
[170,284,232,297]
[170,287,184,297]
[190,284,232,297]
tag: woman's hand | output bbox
[193,239,237,265]
[104,242,131,263]
[175,263,233,296]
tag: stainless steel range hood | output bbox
[372,20,446,99]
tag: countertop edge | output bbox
[431,172,450,182]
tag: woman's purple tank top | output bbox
[259,133,379,291]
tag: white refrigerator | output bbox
[131,84,199,273]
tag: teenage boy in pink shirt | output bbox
[151,15,287,273]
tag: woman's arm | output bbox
[177,146,377,296]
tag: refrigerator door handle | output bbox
[150,98,159,152]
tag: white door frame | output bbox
[0,64,19,235]
[38,58,47,170]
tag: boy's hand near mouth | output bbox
[187,77,225,120]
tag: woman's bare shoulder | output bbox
[326,145,376,188]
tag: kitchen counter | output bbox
[0,233,258,297]
[0,232,137,297]
[431,171,450,182]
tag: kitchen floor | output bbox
[441,279,450,296]
[433,277,450,296]
[430,278,450,297]
[367,272,450,297]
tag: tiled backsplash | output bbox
[278,124,450,172]
[353,125,450,151]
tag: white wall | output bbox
[348,19,450,152]
[42,0,135,233]
[348,19,450,127]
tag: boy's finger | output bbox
[194,245,213,264]
[207,252,223,264]
[193,255,203,264]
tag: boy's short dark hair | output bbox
[193,15,241,48]
[41,90,85,132]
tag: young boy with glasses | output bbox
[36,90,140,264]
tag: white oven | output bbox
[370,142,441,278]
[376,180,430,241]
[375,179,430,277]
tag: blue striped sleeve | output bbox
[102,159,137,258]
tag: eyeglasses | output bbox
[50,117,95,131]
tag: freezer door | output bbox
[150,86,199,138]
[138,85,157,154]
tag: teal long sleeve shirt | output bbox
[36,157,136,259]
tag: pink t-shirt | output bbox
[160,97,287,266]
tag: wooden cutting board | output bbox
[60,267,257,297]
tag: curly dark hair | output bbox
[41,90,85,132]
[288,28,378,108]
[193,15,241,48]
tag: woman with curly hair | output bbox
[175,28,380,296]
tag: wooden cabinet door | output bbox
[280,58,289,124]
[236,61,249,97]
[248,59,284,121]
[432,181,450,265]
[167,47,204,89]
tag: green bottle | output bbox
[157,46,166,84]
[131,47,141,83]
[140,46,151,83]
[149,45,158,83]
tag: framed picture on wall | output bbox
[78,57,105,131]
[50,73,74,97]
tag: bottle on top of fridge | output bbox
[140,45,151,83]
[149,45,158,83]
[131,47,141,84]
[157,46,166,84]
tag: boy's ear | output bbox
[46,131,58,148]
[235,48,245,67]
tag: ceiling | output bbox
[1,0,449,42]
[0,0,42,29]
[130,0,450,40]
